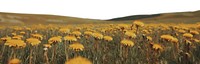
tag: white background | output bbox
[0,0,199,20]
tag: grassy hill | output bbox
[108,10,200,23]
[1,10,200,25]
[0,12,110,25]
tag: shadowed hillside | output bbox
[108,14,161,21]
[108,10,200,23]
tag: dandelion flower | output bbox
[13,27,23,31]
[92,32,103,40]
[103,36,113,41]
[59,28,70,33]
[12,35,23,40]
[84,31,93,36]
[31,34,43,40]
[190,30,199,35]
[142,30,150,34]
[152,44,163,52]
[65,56,92,64]
[48,36,62,44]
[20,31,26,35]
[193,39,200,43]
[133,20,144,27]
[147,36,152,41]
[160,35,174,41]
[5,39,26,48]
[64,36,77,42]
[120,39,134,47]
[11,33,17,36]
[43,44,52,48]
[8,58,21,64]
[125,31,136,38]
[183,33,193,38]
[178,29,186,34]
[185,40,192,45]
[171,37,178,43]
[118,24,129,30]
[72,31,82,36]
[26,38,41,46]
[1,36,11,41]
[69,43,84,51]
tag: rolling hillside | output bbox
[108,10,200,23]
[1,10,200,25]
[0,12,109,25]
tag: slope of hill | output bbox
[108,14,161,21]
[1,10,200,25]
[0,12,109,25]
[108,10,200,23]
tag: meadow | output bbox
[1,21,200,64]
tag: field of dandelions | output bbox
[1,20,200,64]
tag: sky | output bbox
[0,0,200,20]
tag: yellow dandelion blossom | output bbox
[147,36,152,41]
[152,44,163,52]
[26,38,41,46]
[11,33,17,36]
[175,33,179,36]
[13,27,23,31]
[31,34,43,40]
[12,35,23,40]
[125,31,136,38]
[120,39,134,47]
[20,31,26,35]
[59,28,70,33]
[185,40,192,45]
[193,39,200,43]
[72,31,82,36]
[75,27,82,31]
[133,20,144,27]
[64,36,77,42]
[5,39,26,48]
[160,35,174,41]
[77,36,81,39]
[190,30,199,35]
[100,29,106,33]
[171,37,178,43]
[92,32,103,40]
[197,24,200,29]
[48,36,62,44]
[84,31,93,36]
[69,43,84,51]
[177,29,186,34]
[25,27,32,31]
[182,27,189,31]
[1,36,11,41]
[8,58,21,64]
[118,24,129,29]
[65,56,92,64]
[103,36,113,41]
[43,44,52,48]
[183,33,193,38]
[142,30,150,34]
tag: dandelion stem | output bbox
[29,47,33,64]
[44,49,49,64]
